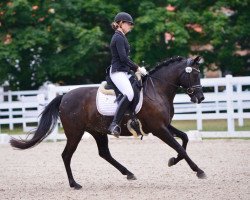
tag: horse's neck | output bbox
[149,68,179,102]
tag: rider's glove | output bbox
[138,67,148,76]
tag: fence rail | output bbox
[1,75,250,143]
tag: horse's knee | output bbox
[98,151,105,158]
[182,133,189,143]
[61,148,71,161]
[98,149,110,158]
[61,149,66,160]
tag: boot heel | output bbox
[108,123,121,138]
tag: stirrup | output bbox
[108,123,121,138]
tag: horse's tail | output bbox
[10,95,64,149]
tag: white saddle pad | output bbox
[96,86,143,116]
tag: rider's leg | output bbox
[109,71,134,137]
[108,95,131,137]
[127,81,142,135]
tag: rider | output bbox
[108,12,147,137]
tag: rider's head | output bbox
[111,12,134,34]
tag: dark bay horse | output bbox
[10,56,206,189]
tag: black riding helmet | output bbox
[114,12,134,25]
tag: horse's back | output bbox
[63,86,97,102]
[59,86,98,116]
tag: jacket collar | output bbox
[115,30,125,38]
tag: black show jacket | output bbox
[110,30,138,73]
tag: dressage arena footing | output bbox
[0,135,249,200]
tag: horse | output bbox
[10,56,206,189]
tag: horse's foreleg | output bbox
[167,125,189,166]
[153,126,206,179]
[62,132,84,189]
[92,133,136,180]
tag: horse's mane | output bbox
[149,56,185,74]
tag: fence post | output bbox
[8,91,14,130]
[47,84,58,142]
[237,84,244,126]
[196,103,202,130]
[0,87,3,102]
[21,96,27,131]
[215,85,219,114]
[0,87,3,134]
[37,94,45,114]
[226,75,235,134]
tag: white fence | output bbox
[174,75,250,131]
[0,75,250,143]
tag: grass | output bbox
[171,119,250,132]
[1,119,249,135]
[0,127,24,135]
[0,125,65,135]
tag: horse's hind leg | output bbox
[153,126,206,179]
[167,125,189,167]
[91,133,136,180]
[62,131,84,189]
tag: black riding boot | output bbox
[108,95,131,138]
[127,91,142,135]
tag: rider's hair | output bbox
[111,21,122,30]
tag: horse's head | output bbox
[179,56,205,104]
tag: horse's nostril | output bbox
[198,96,205,104]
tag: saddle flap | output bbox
[96,86,143,116]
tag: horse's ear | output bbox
[194,56,202,64]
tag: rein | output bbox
[143,74,179,101]
[143,75,158,101]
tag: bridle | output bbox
[184,58,202,95]
[143,58,202,100]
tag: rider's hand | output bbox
[138,66,148,76]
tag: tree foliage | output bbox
[0,0,249,89]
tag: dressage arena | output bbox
[0,136,249,200]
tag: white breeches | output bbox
[110,70,134,102]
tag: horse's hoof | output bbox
[70,182,82,190]
[168,157,175,167]
[197,170,207,179]
[127,174,137,180]
[74,183,82,190]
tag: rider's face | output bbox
[121,22,134,34]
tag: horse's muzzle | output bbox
[196,92,205,104]
[190,92,205,104]
[198,95,205,104]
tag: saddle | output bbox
[96,69,148,138]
